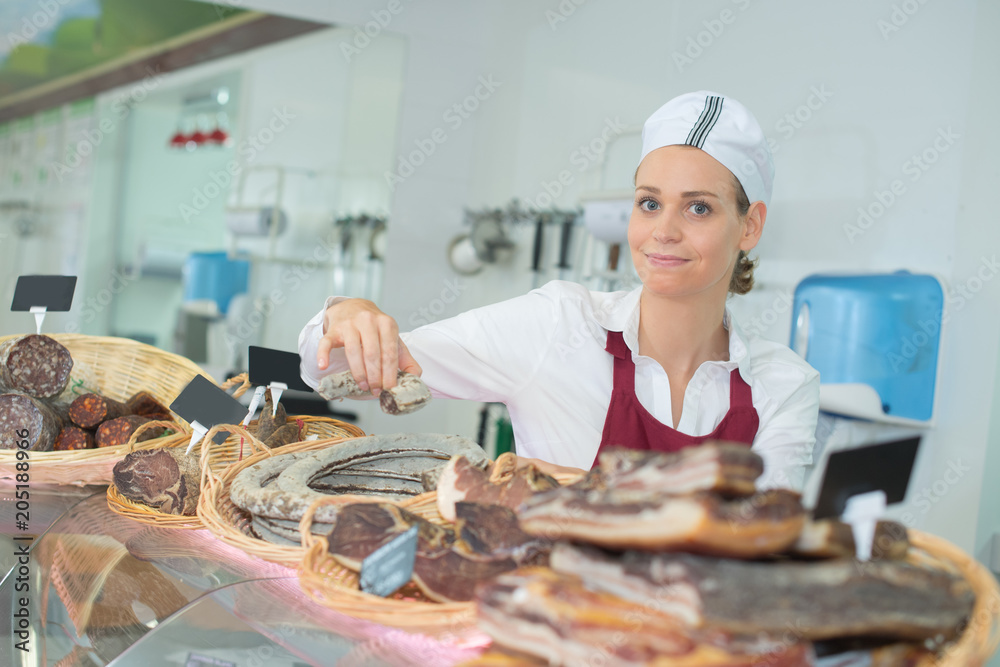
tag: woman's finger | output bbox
[378,318,400,391]
[356,313,385,393]
[340,326,368,391]
[398,339,423,377]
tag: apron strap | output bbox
[729,368,753,408]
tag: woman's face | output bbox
[628,145,761,300]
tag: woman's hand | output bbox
[515,456,585,480]
[317,299,422,395]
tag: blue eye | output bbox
[637,197,659,212]
[690,201,711,216]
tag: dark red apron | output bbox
[596,330,759,464]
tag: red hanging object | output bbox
[168,130,187,148]
[189,129,208,146]
[207,127,229,145]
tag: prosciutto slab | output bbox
[436,455,559,521]
[596,442,764,497]
[789,519,909,561]
[475,567,815,667]
[520,486,805,557]
[453,501,550,566]
[550,543,974,642]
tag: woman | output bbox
[298,91,820,490]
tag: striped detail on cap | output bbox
[684,95,724,148]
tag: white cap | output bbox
[640,91,774,206]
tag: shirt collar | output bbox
[592,286,752,383]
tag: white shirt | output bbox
[298,280,820,491]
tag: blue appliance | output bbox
[182,252,250,315]
[790,271,943,424]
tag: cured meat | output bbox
[520,486,805,557]
[789,520,909,561]
[0,334,73,399]
[126,391,173,421]
[550,543,975,642]
[475,568,815,667]
[596,442,763,497]
[53,425,95,451]
[68,393,130,428]
[453,501,550,566]
[113,448,201,515]
[327,503,519,603]
[379,371,432,415]
[436,455,559,522]
[253,388,287,443]
[95,415,167,448]
[0,392,63,451]
[317,369,432,415]
[327,502,454,569]
[263,420,304,448]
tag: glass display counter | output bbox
[0,489,485,666]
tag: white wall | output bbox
[224,0,1000,555]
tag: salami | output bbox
[0,335,74,399]
[95,415,167,448]
[68,393,130,429]
[126,391,173,420]
[0,392,64,451]
[54,425,96,451]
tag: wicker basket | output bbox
[108,415,366,529]
[908,530,1000,666]
[293,454,529,636]
[297,494,477,636]
[197,434,380,567]
[0,333,213,486]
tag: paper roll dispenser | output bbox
[789,272,943,424]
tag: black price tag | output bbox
[248,346,313,392]
[359,526,418,598]
[11,275,77,311]
[170,376,249,444]
[813,435,921,520]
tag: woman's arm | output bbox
[299,284,569,405]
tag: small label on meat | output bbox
[359,525,418,598]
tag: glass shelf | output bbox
[1,491,484,666]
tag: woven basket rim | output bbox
[0,333,213,485]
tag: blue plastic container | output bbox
[182,252,250,315]
[790,272,943,422]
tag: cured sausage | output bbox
[53,425,96,451]
[0,335,73,399]
[317,369,432,415]
[0,392,64,451]
[125,391,173,421]
[95,415,167,448]
[68,393,129,429]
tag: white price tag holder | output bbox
[267,381,288,417]
[29,306,46,335]
[842,489,887,562]
[242,386,266,427]
[185,420,209,456]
